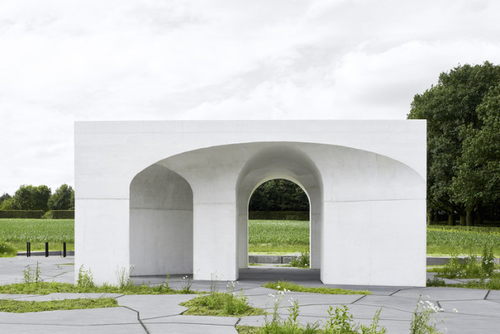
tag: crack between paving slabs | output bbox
[121,306,150,334]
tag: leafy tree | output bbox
[48,184,75,210]
[249,179,309,212]
[451,83,500,225]
[12,185,51,211]
[408,62,500,225]
[0,198,14,210]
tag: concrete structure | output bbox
[75,120,426,286]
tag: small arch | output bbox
[130,163,193,276]
[236,144,323,271]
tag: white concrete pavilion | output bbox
[75,120,426,286]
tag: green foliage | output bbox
[43,210,75,219]
[0,219,74,242]
[23,262,42,284]
[77,266,95,289]
[0,194,13,210]
[0,242,17,257]
[408,62,500,225]
[0,298,118,313]
[263,281,370,295]
[48,184,75,210]
[12,185,51,212]
[260,290,384,334]
[435,244,498,279]
[410,297,444,334]
[249,179,309,212]
[181,280,264,316]
[0,210,44,219]
[290,252,310,268]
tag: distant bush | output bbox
[0,211,44,219]
[249,211,308,221]
[43,211,75,219]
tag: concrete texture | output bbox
[1,257,500,333]
[75,120,427,286]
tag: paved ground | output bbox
[1,257,499,333]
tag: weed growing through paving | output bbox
[181,279,265,317]
[246,288,386,334]
[289,252,310,268]
[409,296,444,334]
[23,261,42,284]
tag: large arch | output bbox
[75,120,426,286]
[236,145,322,270]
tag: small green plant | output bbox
[180,275,193,294]
[116,265,134,289]
[23,262,42,284]
[290,252,310,268]
[426,276,446,287]
[409,296,444,334]
[481,244,495,277]
[77,265,95,289]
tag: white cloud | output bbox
[1,0,500,194]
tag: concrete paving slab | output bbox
[439,299,500,318]
[245,292,364,310]
[146,323,238,334]
[117,294,197,319]
[392,286,489,301]
[0,324,146,334]
[0,307,137,326]
[144,314,238,325]
[486,290,500,301]
[354,295,421,312]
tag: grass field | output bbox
[0,219,74,253]
[1,219,500,257]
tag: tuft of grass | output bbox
[263,280,371,295]
[180,292,265,317]
[0,298,118,313]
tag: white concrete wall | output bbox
[75,120,426,286]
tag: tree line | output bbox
[249,179,309,212]
[0,184,74,211]
[408,61,500,226]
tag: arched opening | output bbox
[236,144,323,276]
[129,164,193,276]
[248,179,311,266]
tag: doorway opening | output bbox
[248,179,311,268]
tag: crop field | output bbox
[427,225,500,256]
[0,219,74,254]
[249,220,309,254]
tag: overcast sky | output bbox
[1,0,500,196]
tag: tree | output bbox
[408,62,500,225]
[48,184,75,210]
[12,185,51,211]
[451,83,500,225]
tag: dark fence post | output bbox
[45,242,49,257]
[63,242,67,257]
[27,242,31,257]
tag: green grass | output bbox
[0,281,198,295]
[0,298,118,313]
[427,226,500,256]
[249,220,309,254]
[180,292,265,316]
[263,280,371,295]
[0,242,17,257]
